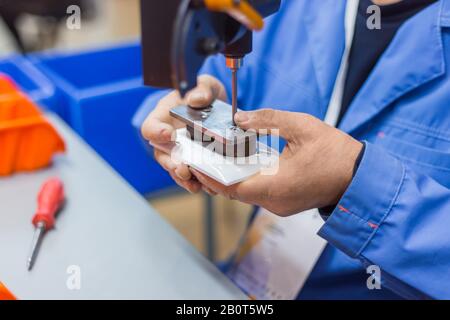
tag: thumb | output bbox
[186,75,227,108]
[234,109,300,141]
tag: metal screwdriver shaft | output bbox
[226,57,243,127]
[27,221,46,270]
[231,68,238,126]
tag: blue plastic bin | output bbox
[29,42,175,194]
[0,55,57,109]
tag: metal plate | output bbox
[170,100,257,157]
[170,100,243,144]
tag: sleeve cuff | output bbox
[132,89,171,130]
[318,142,367,220]
[318,142,406,258]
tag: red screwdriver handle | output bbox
[32,178,65,230]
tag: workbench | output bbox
[0,114,246,299]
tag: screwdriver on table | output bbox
[27,177,65,271]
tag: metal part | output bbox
[27,221,46,271]
[231,69,238,126]
[170,100,257,157]
[225,56,243,69]
[226,56,243,126]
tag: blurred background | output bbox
[0,0,138,54]
[0,0,251,262]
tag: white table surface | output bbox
[0,113,246,300]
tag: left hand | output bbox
[191,109,363,216]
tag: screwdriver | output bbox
[27,178,65,271]
[226,56,243,126]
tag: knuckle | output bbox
[219,186,236,200]
[297,113,316,127]
[226,193,236,201]
[227,189,239,201]
[258,109,275,122]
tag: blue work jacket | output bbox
[134,0,450,299]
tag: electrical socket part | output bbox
[170,100,257,157]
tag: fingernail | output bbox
[235,112,249,123]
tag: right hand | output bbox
[141,75,228,194]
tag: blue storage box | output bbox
[29,42,175,194]
[0,55,57,109]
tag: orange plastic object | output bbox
[0,75,65,176]
[0,282,16,300]
[0,73,18,93]
[204,0,264,30]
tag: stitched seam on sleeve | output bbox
[356,163,407,256]
[337,205,369,224]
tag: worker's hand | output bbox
[191,109,363,216]
[141,75,227,194]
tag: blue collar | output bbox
[340,0,447,133]
[304,0,447,134]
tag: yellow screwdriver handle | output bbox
[204,0,265,30]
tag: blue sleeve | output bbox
[318,142,450,299]
[132,89,170,130]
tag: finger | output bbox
[190,169,231,196]
[154,149,177,172]
[233,174,272,204]
[169,171,202,194]
[186,75,227,108]
[141,91,182,143]
[192,169,271,204]
[174,164,192,181]
[234,109,307,141]
[155,149,192,182]
[202,186,218,196]
[142,118,175,144]
[142,76,226,142]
